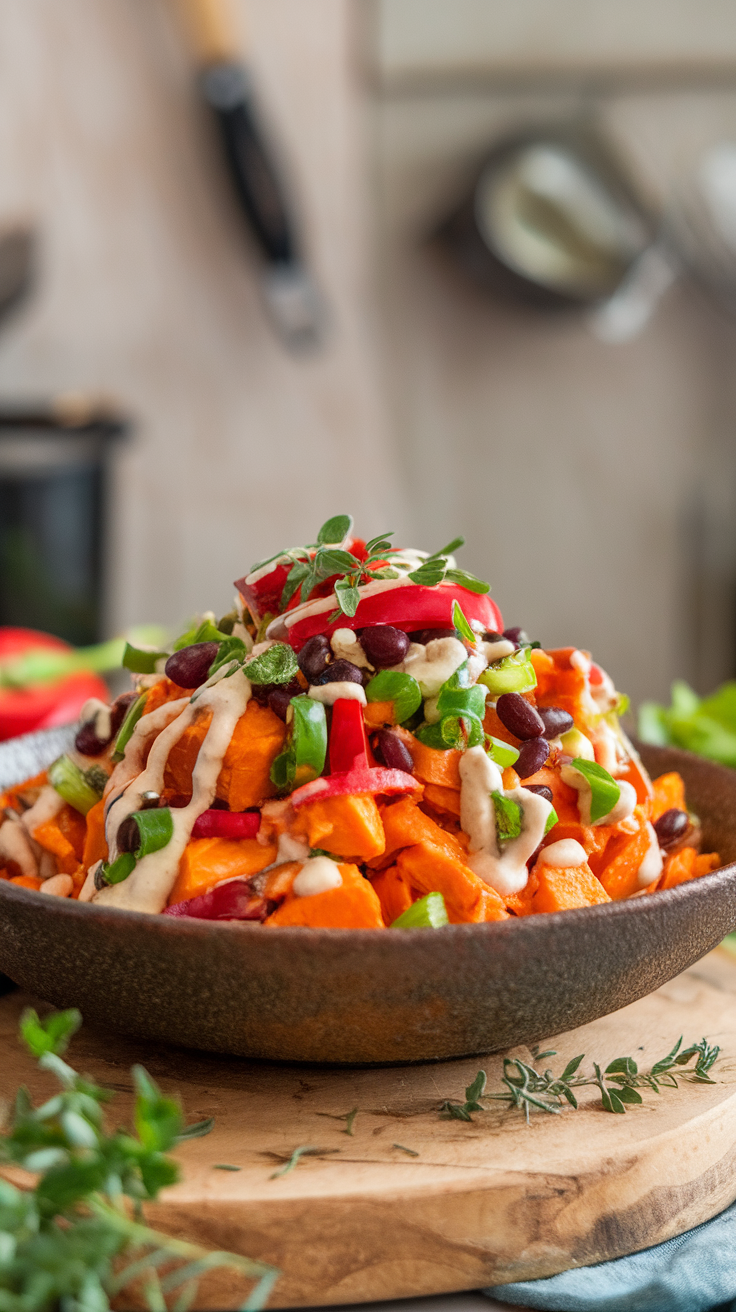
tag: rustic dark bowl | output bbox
[1,729,735,1064]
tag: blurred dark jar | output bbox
[0,402,127,646]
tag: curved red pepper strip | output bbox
[163,878,268,920]
[328,699,369,774]
[291,765,418,809]
[190,809,260,840]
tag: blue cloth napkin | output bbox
[484,1197,736,1312]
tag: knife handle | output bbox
[201,63,296,266]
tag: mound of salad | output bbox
[0,516,721,927]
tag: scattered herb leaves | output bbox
[1,1007,277,1311]
[213,1164,242,1172]
[438,1037,720,1124]
[392,1143,419,1156]
[177,1116,216,1142]
[243,643,299,686]
[491,791,523,844]
[269,1146,338,1179]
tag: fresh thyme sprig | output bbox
[439,1036,720,1124]
[254,516,492,624]
[0,1007,277,1311]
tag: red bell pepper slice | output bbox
[291,765,418,809]
[283,583,503,651]
[235,539,369,623]
[190,809,261,840]
[328,698,369,774]
[163,878,269,921]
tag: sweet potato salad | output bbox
[0,516,720,927]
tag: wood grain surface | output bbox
[3,950,736,1308]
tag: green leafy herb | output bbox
[566,757,620,824]
[214,1163,242,1171]
[492,791,523,843]
[344,1108,358,1136]
[392,1143,419,1157]
[317,514,354,545]
[177,1116,215,1142]
[243,643,299,686]
[1,1007,277,1311]
[409,537,490,595]
[122,642,169,674]
[437,1036,720,1124]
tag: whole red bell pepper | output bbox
[163,878,269,920]
[0,628,110,743]
[190,809,261,840]
[282,582,503,651]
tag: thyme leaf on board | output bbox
[269,1146,339,1179]
[3,1007,277,1312]
[437,1037,721,1124]
[392,1143,420,1156]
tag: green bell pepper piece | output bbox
[544,806,559,835]
[122,642,169,674]
[365,670,422,722]
[436,681,487,720]
[479,647,537,696]
[270,696,328,792]
[492,791,522,844]
[486,736,520,768]
[391,891,449,928]
[568,758,620,824]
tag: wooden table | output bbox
[2,950,736,1308]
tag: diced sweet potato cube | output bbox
[381,797,464,863]
[532,863,611,913]
[295,793,385,860]
[165,700,286,811]
[370,864,415,924]
[169,836,277,905]
[596,821,649,900]
[396,842,508,922]
[659,847,721,890]
[651,772,687,823]
[265,863,385,928]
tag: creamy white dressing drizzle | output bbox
[274,831,310,864]
[21,786,65,837]
[104,699,190,801]
[94,670,252,914]
[308,682,366,706]
[482,638,515,663]
[293,856,343,897]
[637,822,663,888]
[400,638,468,697]
[330,628,373,669]
[268,577,464,640]
[459,746,553,897]
[536,839,588,869]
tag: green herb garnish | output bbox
[48,755,103,816]
[1,1007,277,1311]
[243,643,299,686]
[392,1143,419,1156]
[452,600,477,644]
[269,1146,336,1179]
[438,1036,720,1124]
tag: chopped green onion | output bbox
[112,692,148,762]
[479,648,537,696]
[416,712,485,750]
[172,618,231,652]
[436,681,486,720]
[567,758,620,824]
[102,852,136,885]
[492,791,522,844]
[84,765,108,796]
[129,807,174,857]
[122,642,169,674]
[208,635,248,679]
[48,756,102,816]
[391,892,449,929]
[486,736,519,768]
[560,727,595,760]
[365,670,422,722]
[544,806,559,835]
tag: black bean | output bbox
[515,738,550,779]
[654,808,689,850]
[374,729,414,773]
[116,815,140,854]
[359,625,410,668]
[315,659,363,685]
[483,630,503,642]
[297,634,332,682]
[496,692,545,740]
[523,783,554,803]
[74,721,109,757]
[503,626,528,645]
[538,706,574,739]
[110,692,137,738]
[408,628,458,646]
[165,641,220,689]
[267,679,302,721]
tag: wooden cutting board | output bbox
[3,949,736,1309]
